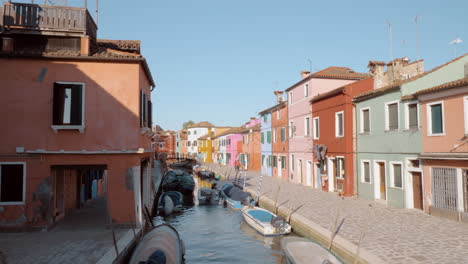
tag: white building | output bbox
[187,121,214,157]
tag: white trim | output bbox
[289,92,293,105]
[361,160,371,184]
[335,111,344,138]
[327,157,335,191]
[304,83,309,98]
[273,128,277,143]
[384,100,400,131]
[456,168,464,212]
[313,117,319,139]
[336,156,345,179]
[426,101,446,136]
[277,108,281,120]
[53,82,86,133]
[404,101,420,130]
[304,116,311,137]
[389,161,404,189]
[373,160,386,200]
[359,107,371,133]
[464,96,468,135]
[0,162,26,205]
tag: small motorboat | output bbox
[162,169,195,197]
[220,183,252,210]
[197,170,215,180]
[158,191,183,215]
[129,224,185,264]
[241,206,291,236]
[281,237,342,264]
[197,187,220,205]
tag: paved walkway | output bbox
[204,163,468,264]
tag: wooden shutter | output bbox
[363,109,370,132]
[408,104,418,129]
[393,164,402,188]
[139,90,142,128]
[431,104,443,134]
[53,83,65,125]
[147,100,152,128]
[388,103,398,130]
[70,85,82,125]
[364,162,370,183]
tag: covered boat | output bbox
[162,169,195,197]
[169,159,196,169]
[158,191,183,215]
[197,187,220,205]
[241,206,291,236]
[281,237,342,264]
[129,224,185,264]
[220,184,252,210]
[197,170,215,180]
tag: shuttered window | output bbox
[147,100,152,128]
[281,156,286,169]
[430,103,443,134]
[408,103,418,129]
[261,132,264,143]
[363,161,370,183]
[335,112,344,137]
[53,83,83,126]
[313,117,319,139]
[387,103,399,130]
[392,163,402,188]
[267,131,271,143]
[281,128,286,142]
[362,109,370,133]
[273,156,277,168]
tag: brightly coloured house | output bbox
[259,110,273,176]
[239,118,262,171]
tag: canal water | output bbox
[153,176,287,263]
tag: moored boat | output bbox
[281,236,342,264]
[197,187,220,205]
[162,169,195,197]
[220,183,252,210]
[241,206,291,236]
[129,224,185,264]
[169,159,196,169]
[158,191,183,215]
[197,170,215,180]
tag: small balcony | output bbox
[0,1,97,39]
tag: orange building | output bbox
[0,2,155,229]
[239,119,261,171]
[155,131,176,158]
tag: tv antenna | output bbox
[449,37,463,58]
[307,59,313,72]
[386,20,395,81]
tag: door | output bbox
[378,162,386,200]
[315,163,321,189]
[278,156,282,178]
[306,161,312,186]
[412,172,423,210]
[298,160,303,184]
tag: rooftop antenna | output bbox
[307,59,313,72]
[415,15,421,72]
[95,0,99,27]
[449,37,463,58]
[386,20,395,81]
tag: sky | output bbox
[94,0,467,131]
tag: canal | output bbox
[153,176,287,263]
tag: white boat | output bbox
[241,206,291,236]
[281,236,342,264]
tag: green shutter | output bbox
[363,109,370,132]
[267,131,271,143]
[281,128,285,142]
[408,104,418,129]
[431,104,443,134]
[388,103,398,130]
[261,132,264,143]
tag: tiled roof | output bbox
[188,121,214,128]
[406,77,468,99]
[310,87,345,103]
[285,66,368,92]
[212,127,244,138]
[354,54,468,102]
[198,134,211,140]
[97,39,140,52]
[240,124,261,133]
[368,61,386,66]
[258,101,287,115]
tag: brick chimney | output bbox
[274,90,285,103]
[301,71,310,79]
[80,36,90,56]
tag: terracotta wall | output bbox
[272,105,288,179]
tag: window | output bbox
[406,102,419,130]
[262,155,265,167]
[304,83,309,98]
[194,130,197,135]
[193,141,197,146]
[291,155,295,171]
[159,143,163,148]
[427,102,444,135]
[277,109,281,120]
[289,92,293,104]
[188,141,191,147]
[289,121,294,138]
[305,117,311,137]
[281,156,286,169]
[281,127,286,142]
[188,131,191,135]
[360,107,370,133]
[336,157,345,178]
[273,156,277,168]
[385,101,399,131]
[390,162,403,188]
[335,111,344,137]
[273,128,277,143]
[176,142,179,147]
[465,96,468,135]
[0,163,26,204]
[267,131,271,143]
[52,82,85,128]
[261,132,265,143]
[263,114,267,122]
[361,161,371,183]
[313,117,319,139]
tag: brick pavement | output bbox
[205,163,468,264]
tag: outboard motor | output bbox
[271,215,288,232]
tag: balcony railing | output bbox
[1,2,96,39]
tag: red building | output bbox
[239,119,261,171]
[271,92,289,180]
[154,131,176,157]
[310,78,373,196]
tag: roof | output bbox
[240,124,261,133]
[198,134,211,140]
[310,87,346,103]
[285,67,368,92]
[258,101,287,115]
[212,127,244,138]
[354,54,468,103]
[403,77,468,100]
[188,121,214,128]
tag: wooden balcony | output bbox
[0,2,96,39]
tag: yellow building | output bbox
[198,127,232,163]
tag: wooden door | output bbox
[379,162,386,200]
[412,172,423,210]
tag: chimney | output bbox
[80,36,90,56]
[301,71,310,79]
[250,117,256,120]
[2,38,14,53]
[274,90,285,103]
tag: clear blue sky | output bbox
[95,0,467,131]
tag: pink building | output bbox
[286,68,367,186]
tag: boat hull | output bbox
[281,237,342,264]
[241,206,291,236]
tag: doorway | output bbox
[298,160,303,184]
[306,161,312,186]
[315,162,321,189]
[376,162,386,200]
[412,172,423,210]
[278,156,282,178]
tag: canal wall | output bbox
[246,188,384,264]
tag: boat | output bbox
[158,191,183,215]
[169,159,196,169]
[281,237,342,264]
[220,183,252,210]
[241,206,291,236]
[197,170,215,180]
[197,187,220,205]
[129,224,185,264]
[162,169,195,197]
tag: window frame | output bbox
[289,92,293,105]
[389,161,404,189]
[359,107,371,134]
[361,160,371,184]
[335,111,344,138]
[427,101,445,136]
[0,162,26,205]
[277,108,281,120]
[281,127,286,142]
[313,117,319,139]
[51,82,86,133]
[384,100,400,131]
[404,101,419,130]
[336,157,345,179]
[273,128,277,143]
[289,121,294,138]
[304,83,309,98]
[304,116,311,137]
